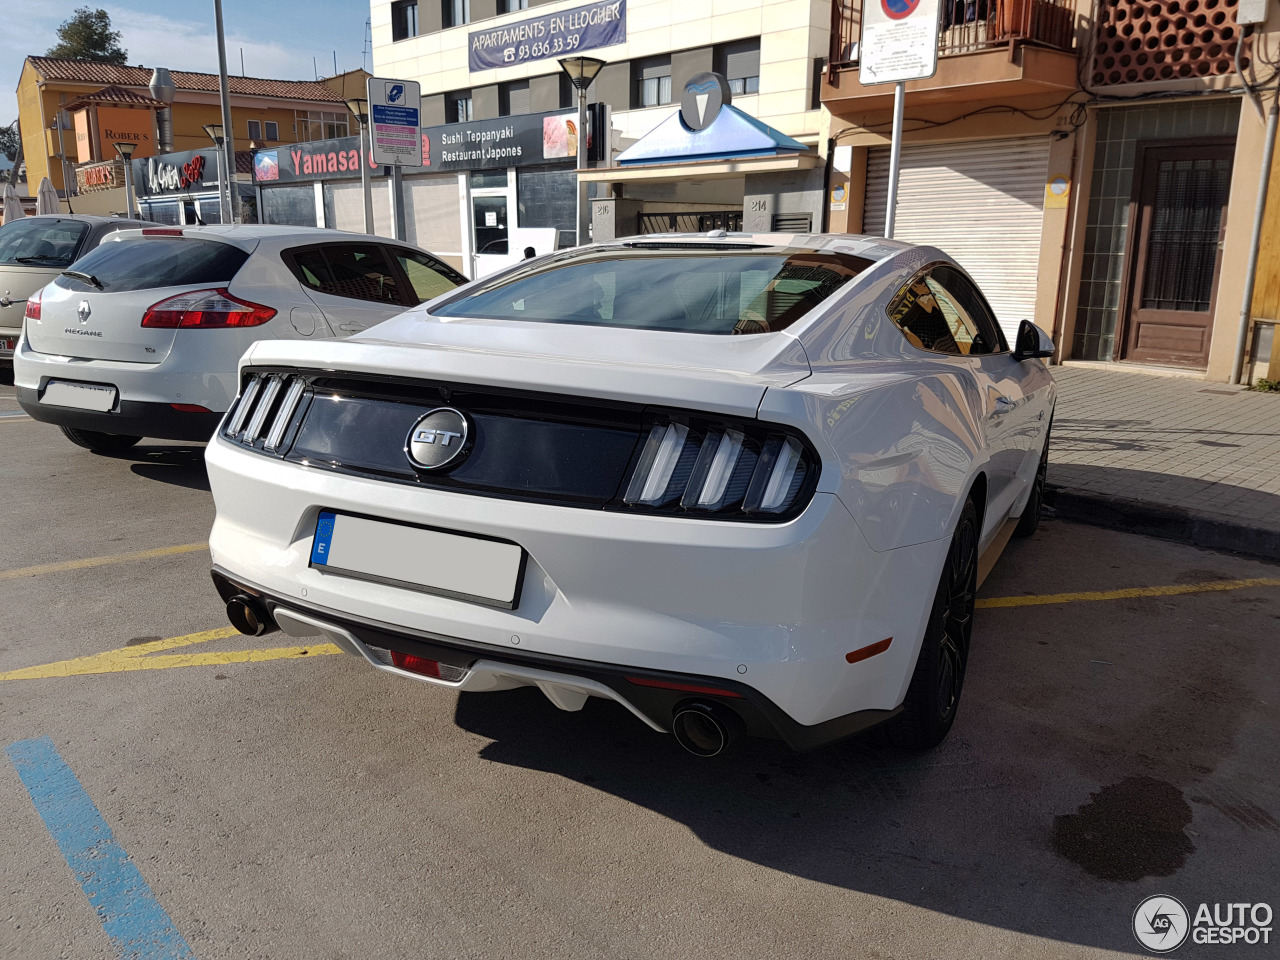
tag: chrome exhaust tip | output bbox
[671,701,739,758]
[225,594,276,637]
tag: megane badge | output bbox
[77,300,91,324]
[406,407,470,470]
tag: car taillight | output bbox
[622,418,817,519]
[142,227,183,236]
[24,290,41,321]
[141,289,276,329]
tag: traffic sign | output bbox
[367,77,423,166]
[859,0,941,86]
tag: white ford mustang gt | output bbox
[206,233,1056,756]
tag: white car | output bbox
[0,214,150,364]
[14,225,465,452]
[206,233,1056,756]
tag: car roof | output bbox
[595,231,915,263]
[175,224,406,242]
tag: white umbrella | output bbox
[35,177,60,215]
[1,182,22,224]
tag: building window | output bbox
[501,0,528,10]
[247,119,262,140]
[717,39,760,96]
[298,111,349,141]
[392,1,419,40]
[443,0,470,28]
[265,120,278,140]
[811,58,826,110]
[559,73,574,109]
[499,80,531,117]
[633,56,672,108]
[448,91,474,123]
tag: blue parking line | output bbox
[5,737,195,960]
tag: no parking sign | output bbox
[859,0,941,85]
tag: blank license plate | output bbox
[310,510,524,609]
[41,380,118,412]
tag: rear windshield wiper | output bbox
[62,269,103,289]
[14,255,70,264]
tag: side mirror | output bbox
[1012,319,1054,361]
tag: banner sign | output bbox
[368,77,423,166]
[131,148,219,198]
[468,0,625,72]
[253,111,579,183]
[859,0,941,85]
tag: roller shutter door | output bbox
[865,137,1050,342]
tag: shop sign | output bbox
[468,0,625,72]
[131,149,216,197]
[77,161,119,193]
[97,107,154,161]
[74,110,93,164]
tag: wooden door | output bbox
[1121,142,1234,367]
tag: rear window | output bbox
[0,218,89,267]
[431,247,873,334]
[53,237,250,293]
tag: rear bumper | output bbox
[211,567,901,751]
[17,385,222,441]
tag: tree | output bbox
[46,7,128,64]
[0,122,18,163]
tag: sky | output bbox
[1,0,373,130]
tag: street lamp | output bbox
[112,141,138,218]
[203,122,229,224]
[344,96,375,235]
[558,56,605,246]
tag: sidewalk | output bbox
[1045,365,1280,561]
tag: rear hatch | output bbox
[25,233,253,363]
[0,216,93,330]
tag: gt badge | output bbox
[406,407,470,470]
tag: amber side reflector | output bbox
[846,638,892,664]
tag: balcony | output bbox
[824,0,1079,112]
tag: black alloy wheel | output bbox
[889,496,979,751]
[1013,424,1051,539]
[60,426,143,454]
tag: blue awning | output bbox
[615,105,810,166]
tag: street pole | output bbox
[884,80,905,240]
[213,0,237,223]
[121,157,136,218]
[211,145,223,225]
[1231,98,1278,384]
[391,163,406,240]
[576,85,588,246]
[361,117,374,234]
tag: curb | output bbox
[1043,485,1280,564]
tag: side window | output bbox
[886,268,997,356]
[931,265,1007,353]
[289,245,403,305]
[393,248,463,304]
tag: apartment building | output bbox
[821,0,1280,381]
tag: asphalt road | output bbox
[1,379,1277,960]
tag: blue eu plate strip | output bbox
[5,737,195,960]
[311,510,336,566]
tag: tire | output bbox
[60,426,143,454]
[889,497,979,751]
[1013,424,1051,539]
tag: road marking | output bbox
[0,542,209,581]
[5,737,196,960]
[0,626,342,681]
[0,411,32,420]
[978,576,1280,609]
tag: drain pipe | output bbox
[1231,97,1278,385]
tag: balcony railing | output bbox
[829,0,1075,78]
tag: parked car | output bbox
[0,214,150,365]
[205,233,1056,756]
[14,225,466,452]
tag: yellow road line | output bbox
[0,542,209,581]
[978,576,1280,609]
[0,625,341,681]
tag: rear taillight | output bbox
[24,290,41,322]
[142,289,276,329]
[142,227,183,236]
[622,418,817,519]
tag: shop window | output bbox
[265,121,278,141]
[470,170,508,189]
[501,0,528,10]
[443,0,470,28]
[448,92,474,123]
[633,56,672,108]
[717,39,760,96]
[392,0,419,41]
[518,167,578,249]
[499,80,531,117]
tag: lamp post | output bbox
[112,141,138,218]
[557,56,605,247]
[344,97,375,235]
[203,123,227,225]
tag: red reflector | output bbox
[24,289,41,321]
[390,650,443,678]
[625,676,744,698]
[846,637,893,664]
[169,403,212,413]
[142,227,184,236]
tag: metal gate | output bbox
[638,211,743,234]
